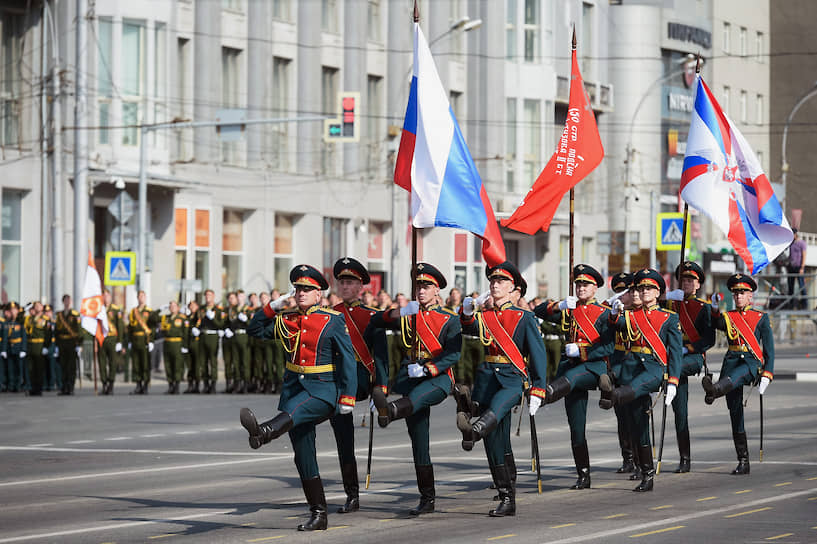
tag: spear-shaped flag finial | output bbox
[695,52,702,74]
[572,25,577,51]
[413,0,419,23]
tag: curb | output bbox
[689,371,817,383]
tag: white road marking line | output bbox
[140,434,165,438]
[104,437,131,441]
[66,440,94,445]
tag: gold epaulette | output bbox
[319,307,342,316]
[361,303,380,312]
[440,307,457,316]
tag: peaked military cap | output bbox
[573,264,603,287]
[290,264,329,290]
[634,268,666,293]
[414,262,446,289]
[516,275,528,298]
[610,272,633,293]
[676,261,705,285]
[44,304,53,312]
[727,273,757,292]
[486,261,523,285]
[7,301,20,310]
[333,257,370,284]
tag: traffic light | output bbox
[324,91,360,143]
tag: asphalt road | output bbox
[1,376,815,543]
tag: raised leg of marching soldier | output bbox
[627,394,655,492]
[233,331,250,394]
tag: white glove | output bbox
[115,342,122,352]
[217,330,224,338]
[19,351,26,358]
[666,289,685,301]
[649,391,658,404]
[270,289,295,312]
[339,404,354,415]
[682,346,689,355]
[224,328,234,338]
[565,343,580,358]
[238,312,248,322]
[181,347,189,354]
[148,342,154,352]
[558,296,578,311]
[54,347,59,357]
[611,299,624,316]
[191,327,201,337]
[206,309,216,320]
[665,384,677,405]
[42,347,48,355]
[529,395,542,416]
[75,346,82,356]
[758,376,771,395]
[462,297,476,316]
[0,351,5,358]
[711,293,721,311]
[475,290,491,306]
[127,343,132,350]
[400,301,420,317]
[407,362,427,378]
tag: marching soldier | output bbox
[240,264,357,531]
[185,300,202,393]
[705,273,774,475]
[370,263,462,516]
[25,302,50,396]
[197,289,225,394]
[330,257,389,514]
[664,262,716,473]
[534,264,615,489]
[457,261,548,517]
[160,300,189,394]
[5,302,27,393]
[99,289,126,395]
[128,290,158,395]
[600,268,682,492]
[607,272,636,475]
[55,295,81,395]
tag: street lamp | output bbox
[781,80,817,213]
[623,54,699,272]
[428,16,483,48]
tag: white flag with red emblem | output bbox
[80,252,109,344]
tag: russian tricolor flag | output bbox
[394,23,505,267]
[681,76,793,273]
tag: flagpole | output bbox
[568,28,576,297]
[410,0,419,365]
[678,55,701,281]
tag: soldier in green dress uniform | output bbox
[99,289,126,395]
[160,300,189,394]
[55,295,81,395]
[197,289,225,394]
[25,302,50,396]
[128,290,158,395]
[0,304,8,392]
[6,302,27,393]
[226,290,252,394]
[185,300,202,393]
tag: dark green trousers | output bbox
[200,333,220,382]
[57,341,78,388]
[231,333,250,381]
[130,336,150,383]
[671,354,704,434]
[557,359,606,446]
[404,377,450,466]
[99,337,119,383]
[164,340,184,383]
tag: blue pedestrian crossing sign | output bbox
[656,213,689,251]
[105,251,136,285]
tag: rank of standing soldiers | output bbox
[0,260,775,531]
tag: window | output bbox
[270,57,291,171]
[722,22,730,53]
[367,221,387,288]
[523,0,539,62]
[154,23,167,132]
[122,21,145,146]
[506,98,517,192]
[448,0,464,56]
[506,0,516,60]
[97,18,113,145]
[739,27,747,56]
[367,0,381,42]
[1,190,22,303]
[323,217,348,279]
[194,209,210,295]
[581,2,593,74]
[177,38,191,159]
[449,90,462,121]
[221,47,242,164]
[722,86,730,115]
[272,0,291,21]
[222,210,244,292]
[321,66,339,173]
[581,237,593,262]
[367,75,383,142]
[756,94,763,125]
[174,208,188,300]
[523,99,540,187]
[756,31,764,62]
[322,0,338,33]
[740,90,747,123]
[274,214,295,291]
[1,12,23,146]
[222,0,241,10]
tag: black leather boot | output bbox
[674,429,691,473]
[570,442,591,489]
[376,396,413,428]
[239,408,293,449]
[601,383,636,410]
[633,445,655,492]
[183,380,194,394]
[141,382,149,395]
[470,410,498,448]
[703,375,734,405]
[489,464,516,517]
[544,376,571,405]
[165,382,174,394]
[108,381,115,395]
[598,373,615,409]
[494,452,518,500]
[337,462,360,513]
[731,431,750,475]
[458,411,476,451]
[208,380,216,394]
[130,381,142,395]
[297,477,328,531]
[409,464,435,515]
[224,379,234,394]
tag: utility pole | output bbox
[40,1,49,300]
[73,0,88,309]
[50,0,63,305]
